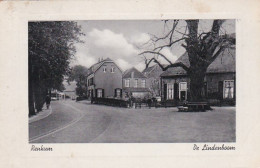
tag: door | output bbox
[180,91,186,101]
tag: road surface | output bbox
[29,100,236,143]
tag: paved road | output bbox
[29,100,236,143]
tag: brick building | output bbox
[143,64,164,97]
[122,67,149,98]
[86,58,123,99]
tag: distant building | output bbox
[122,67,149,98]
[143,64,164,97]
[63,80,77,100]
[160,47,236,105]
[86,58,123,99]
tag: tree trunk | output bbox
[188,57,208,102]
[28,57,36,116]
[189,71,205,102]
[28,80,35,116]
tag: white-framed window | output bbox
[223,80,234,99]
[116,89,121,97]
[103,66,107,73]
[111,67,115,73]
[134,79,138,88]
[179,82,187,101]
[97,89,103,98]
[141,79,146,88]
[167,83,174,100]
[125,79,130,87]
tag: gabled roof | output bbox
[142,64,166,74]
[123,67,147,79]
[142,65,156,74]
[87,58,121,76]
[160,47,236,77]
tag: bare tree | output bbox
[139,20,235,101]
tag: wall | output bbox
[145,65,164,96]
[122,78,147,89]
[161,72,236,101]
[94,62,122,98]
[161,76,190,100]
[205,72,236,99]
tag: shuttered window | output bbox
[224,80,234,99]
[97,89,103,98]
[167,83,174,100]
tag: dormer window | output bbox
[111,67,115,73]
[103,66,107,73]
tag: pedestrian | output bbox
[45,95,51,109]
[147,98,152,109]
[152,97,157,108]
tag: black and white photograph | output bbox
[28,19,236,143]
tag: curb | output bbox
[29,106,52,124]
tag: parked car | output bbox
[51,97,58,101]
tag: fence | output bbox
[91,97,129,108]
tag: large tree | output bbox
[139,20,235,101]
[68,65,88,97]
[29,21,84,116]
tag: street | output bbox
[29,100,235,143]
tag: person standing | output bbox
[45,95,51,109]
[147,98,152,109]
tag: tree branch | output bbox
[211,46,226,62]
[211,20,225,36]
[153,37,186,51]
[154,58,190,72]
[139,51,173,64]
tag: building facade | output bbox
[122,67,149,98]
[142,64,164,97]
[63,80,77,100]
[86,58,123,99]
[160,47,236,105]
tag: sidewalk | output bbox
[29,106,52,124]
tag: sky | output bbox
[70,20,235,71]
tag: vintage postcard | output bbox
[28,20,236,144]
[0,0,259,168]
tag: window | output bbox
[223,80,234,99]
[88,78,94,86]
[116,89,121,97]
[141,79,146,88]
[134,79,138,88]
[179,82,187,91]
[97,89,103,98]
[111,67,115,73]
[179,82,187,101]
[125,79,130,87]
[167,84,174,99]
[103,66,107,73]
